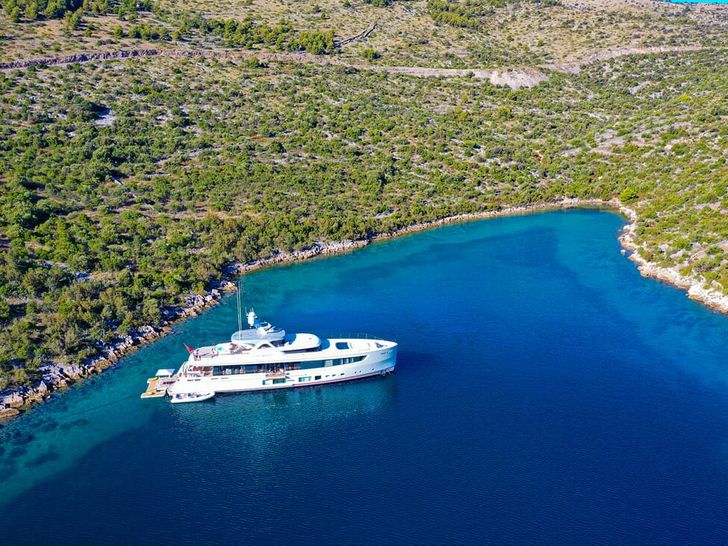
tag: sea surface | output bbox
[2,210,728,544]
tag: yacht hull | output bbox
[169,343,397,396]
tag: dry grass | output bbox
[156,0,728,66]
[0,14,177,63]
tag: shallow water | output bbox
[2,210,728,543]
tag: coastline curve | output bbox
[2,197,728,421]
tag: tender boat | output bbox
[165,308,397,401]
[170,391,215,404]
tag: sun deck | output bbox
[189,332,321,361]
[187,337,391,366]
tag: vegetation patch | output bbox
[0,50,726,388]
[0,0,726,396]
[427,0,491,29]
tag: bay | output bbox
[2,210,728,543]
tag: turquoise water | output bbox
[3,210,728,543]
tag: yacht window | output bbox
[330,356,365,366]
[315,375,321,380]
[213,365,245,376]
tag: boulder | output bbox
[24,390,44,405]
[41,362,65,384]
[0,407,20,420]
[2,392,24,408]
[95,358,113,370]
[61,363,84,380]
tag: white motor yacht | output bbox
[166,310,397,402]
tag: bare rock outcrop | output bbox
[487,69,549,89]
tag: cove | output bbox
[2,210,728,543]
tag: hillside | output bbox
[0,0,726,408]
[2,0,727,66]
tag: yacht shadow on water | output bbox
[170,373,400,430]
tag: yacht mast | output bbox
[237,277,243,333]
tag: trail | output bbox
[543,45,713,74]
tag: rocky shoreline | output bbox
[617,204,728,315]
[3,197,727,422]
[0,240,368,421]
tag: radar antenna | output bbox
[247,309,257,328]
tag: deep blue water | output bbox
[3,210,728,544]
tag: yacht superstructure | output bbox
[160,310,397,402]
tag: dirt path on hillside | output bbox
[0,44,720,89]
[543,45,713,74]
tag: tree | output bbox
[297,31,335,55]
[361,48,381,61]
[3,0,17,16]
[65,9,83,31]
[1,183,35,229]
[0,298,9,322]
[142,297,161,323]
[619,186,639,203]
[25,1,37,20]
